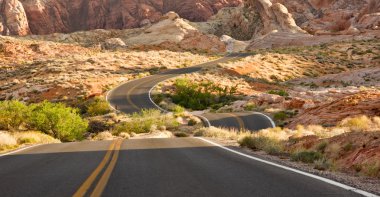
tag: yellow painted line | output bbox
[227,113,246,131]
[126,75,170,111]
[73,140,116,197]
[90,139,123,197]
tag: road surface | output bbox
[0,138,364,197]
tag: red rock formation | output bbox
[289,91,380,128]
[272,0,380,35]
[0,0,30,35]
[0,0,242,35]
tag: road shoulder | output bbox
[200,137,380,196]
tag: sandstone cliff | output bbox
[0,0,241,35]
[0,0,30,35]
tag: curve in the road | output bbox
[107,53,275,131]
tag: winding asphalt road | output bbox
[0,54,374,197]
[107,53,275,131]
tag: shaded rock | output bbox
[102,38,126,50]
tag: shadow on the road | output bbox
[0,139,361,197]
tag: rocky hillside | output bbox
[195,0,379,48]
[0,0,241,36]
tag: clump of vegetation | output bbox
[112,109,179,135]
[0,131,59,152]
[244,103,256,111]
[273,111,288,121]
[171,78,237,110]
[267,89,289,97]
[339,115,371,132]
[193,127,251,141]
[28,102,88,142]
[0,100,88,142]
[239,136,284,155]
[291,151,323,163]
[0,100,30,130]
[81,97,111,117]
[174,132,189,137]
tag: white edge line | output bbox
[196,137,378,197]
[0,144,42,157]
[252,112,276,128]
[148,83,169,113]
[106,74,156,112]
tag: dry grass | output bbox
[194,126,251,141]
[339,115,379,132]
[93,131,114,141]
[0,131,60,152]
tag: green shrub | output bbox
[171,78,237,110]
[244,103,256,111]
[85,97,111,116]
[170,105,185,114]
[88,120,113,133]
[291,151,323,163]
[188,119,198,126]
[273,111,288,121]
[28,102,88,142]
[316,141,328,153]
[0,100,30,130]
[113,109,179,135]
[267,90,289,97]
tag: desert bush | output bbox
[188,118,198,126]
[12,131,60,144]
[316,141,328,153]
[314,158,330,171]
[169,104,185,114]
[113,109,179,135]
[339,115,371,132]
[273,111,288,121]
[174,132,189,137]
[0,100,30,130]
[88,120,113,133]
[239,136,284,155]
[244,103,256,111]
[171,78,237,110]
[362,162,380,178]
[267,90,289,97]
[28,102,88,142]
[85,97,111,116]
[291,151,323,163]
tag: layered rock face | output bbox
[0,0,241,35]
[273,0,380,35]
[0,0,30,35]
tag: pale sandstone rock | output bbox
[125,12,226,52]
[102,38,127,50]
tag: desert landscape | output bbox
[0,0,379,196]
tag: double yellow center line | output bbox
[73,139,123,197]
[226,113,246,131]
